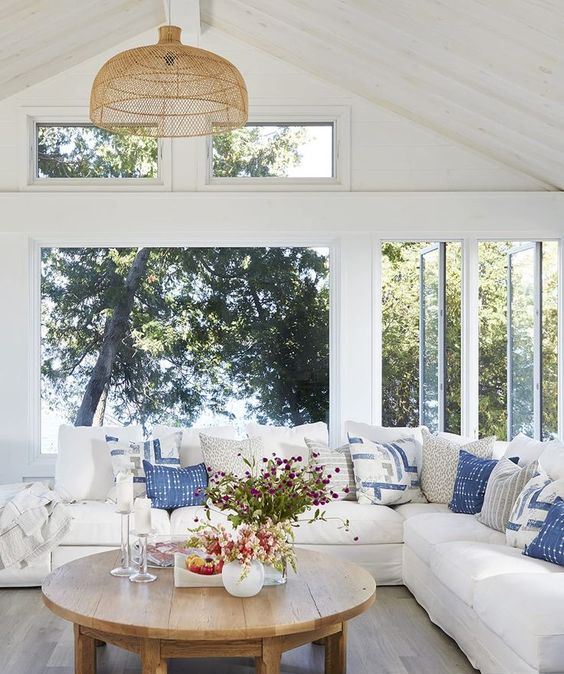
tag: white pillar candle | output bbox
[134,497,152,534]
[116,474,134,513]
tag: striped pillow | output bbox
[305,438,356,501]
[476,458,538,532]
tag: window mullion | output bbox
[462,239,479,438]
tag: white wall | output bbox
[0,191,563,484]
[0,24,550,192]
[0,24,561,483]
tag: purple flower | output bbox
[334,467,341,473]
[353,536,359,542]
[262,457,268,463]
[296,456,303,462]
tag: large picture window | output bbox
[40,247,330,453]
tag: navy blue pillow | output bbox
[449,450,498,514]
[143,460,208,509]
[524,498,564,566]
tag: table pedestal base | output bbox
[74,621,348,674]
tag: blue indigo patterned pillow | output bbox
[348,435,424,505]
[449,450,498,514]
[524,498,564,566]
[143,460,208,509]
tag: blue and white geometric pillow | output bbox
[506,473,564,549]
[106,431,182,499]
[348,435,424,505]
[524,498,564,566]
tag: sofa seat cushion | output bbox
[431,541,563,608]
[475,573,564,673]
[171,501,404,546]
[61,501,170,546]
[403,512,505,564]
[394,503,450,521]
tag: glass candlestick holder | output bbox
[110,511,137,577]
[129,533,157,583]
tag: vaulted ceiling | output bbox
[2,0,564,189]
[201,0,564,190]
[0,0,164,100]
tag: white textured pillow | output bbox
[539,442,564,480]
[152,424,237,467]
[420,428,496,504]
[503,433,551,467]
[506,475,564,548]
[348,436,424,505]
[245,422,327,461]
[345,421,423,468]
[200,435,263,479]
[55,424,143,502]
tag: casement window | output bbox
[39,246,330,453]
[478,241,558,441]
[381,241,462,434]
[380,240,559,441]
[202,107,350,190]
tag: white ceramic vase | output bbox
[222,560,264,597]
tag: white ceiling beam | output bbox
[167,0,200,46]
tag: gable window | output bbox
[202,107,350,190]
[31,122,161,184]
[39,246,330,453]
[212,123,334,179]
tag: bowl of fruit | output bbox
[174,552,224,587]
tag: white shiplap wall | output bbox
[0,24,548,192]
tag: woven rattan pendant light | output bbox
[90,25,248,138]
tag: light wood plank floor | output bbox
[0,586,477,673]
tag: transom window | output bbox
[34,123,159,180]
[211,123,335,180]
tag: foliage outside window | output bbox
[36,124,158,179]
[212,123,334,179]
[478,241,558,440]
[381,241,462,434]
[40,247,330,453]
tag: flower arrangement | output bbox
[187,519,295,579]
[199,453,351,531]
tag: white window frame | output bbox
[198,105,351,191]
[31,235,340,463]
[20,107,172,191]
[374,236,563,443]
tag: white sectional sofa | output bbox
[2,426,563,674]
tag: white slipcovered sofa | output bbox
[1,424,563,674]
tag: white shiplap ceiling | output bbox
[2,0,564,188]
[201,0,564,189]
[0,0,164,100]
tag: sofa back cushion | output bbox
[245,422,328,462]
[152,424,237,467]
[55,424,143,501]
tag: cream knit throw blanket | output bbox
[0,482,71,569]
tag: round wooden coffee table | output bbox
[42,548,375,674]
